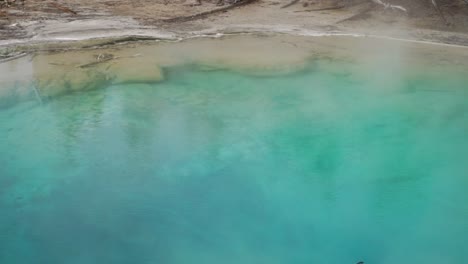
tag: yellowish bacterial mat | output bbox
[1,34,468,105]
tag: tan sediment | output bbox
[106,57,165,84]
[1,34,468,107]
[31,51,108,97]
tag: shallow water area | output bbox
[1,35,468,264]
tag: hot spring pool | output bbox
[1,36,468,264]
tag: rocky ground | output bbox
[1,0,468,47]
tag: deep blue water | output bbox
[1,62,468,264]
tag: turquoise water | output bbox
[1,62,468,264]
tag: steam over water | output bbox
[1,59,468,263]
